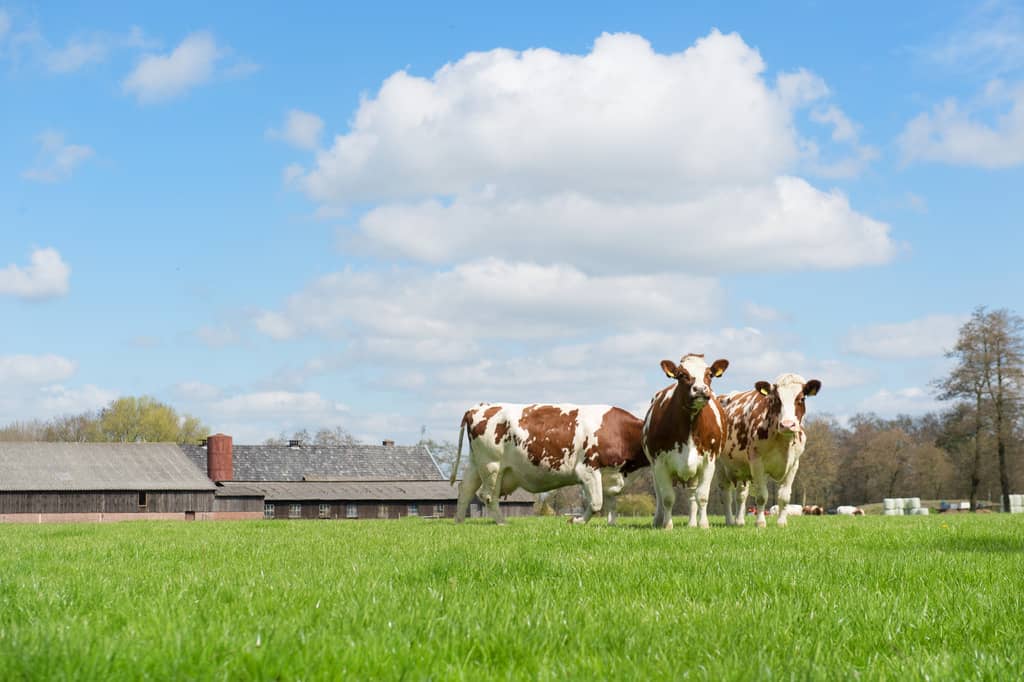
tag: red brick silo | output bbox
[207,433,233,482]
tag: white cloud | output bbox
[0,247,71,300]
[857,387,944,416]
[268,109,324,150]
[174,381,222,401]
[844,314,966,359]
[38,384,118,414]
[289,31,891,273]
[44,35,109,73]
[210,391,350,428]
[254,258,721,344]
[899,81,1024,168]
[743,302,785,323]
[123,31,221,103]
[0,354,77,384]
[196,324,240,348]
[351,177,894,273]
[22,131,94,183]
[918,2,1024,76]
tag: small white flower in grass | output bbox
[256,633,262,647]
[315,600,320,609]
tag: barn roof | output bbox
[179,443,443,482]
[217,480,536,503]
[0,442,216,492]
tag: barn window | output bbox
[346,503,358,519]
[407,503,419,516]
[264,503,274,519]
[318,503,330,519]
[138,491,148,507]
[289,503,302,519]
[434,504,445,517]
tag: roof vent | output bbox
[289,439,301,448]
[382,439,395,447]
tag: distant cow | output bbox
[836,505,864,516]
[452,403,647,524]
[718,373,822,527]
[642,354,730,529]
[802,505,825,515]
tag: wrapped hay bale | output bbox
[883,509,903,516]
[883,498,899,511]
[911,508,929,515]
[905,497,921,511]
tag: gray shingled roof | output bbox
[180,443,443,482]
[0,443,216,492]
[217,480,535,503]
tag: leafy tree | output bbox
[264,426,358,446]
[94,396,208,443]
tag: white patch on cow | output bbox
[774,373,808,430]
[680,354,711,392]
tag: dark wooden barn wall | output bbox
[0,491,214,514]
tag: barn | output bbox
[0,435,535,523]
[0,442,222,522]
[181,434,536,520]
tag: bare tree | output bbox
[936,307,1024,510]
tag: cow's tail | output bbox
[451,413,467,486]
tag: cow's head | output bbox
[754,373,821,437]
[660,354,729,410]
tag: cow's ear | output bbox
[710,359,729,378]
[660,359,678,379]
[804,380,822,397]
[755,381,771,396]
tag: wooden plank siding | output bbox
[0,491,214,514]
[262,499,536,520]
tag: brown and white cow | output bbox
[642,354,729,530]
[451,403,647,524]
[718,373,822,527]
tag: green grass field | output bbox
[1,515,1022,681]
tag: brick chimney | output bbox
[382,439,395,447]
[207,433,233,482]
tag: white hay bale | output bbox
[910,508,929,515]
[883,509,903,516]
[883,498,899,511]
[905,497,921,510]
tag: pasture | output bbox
[1,515,1022,681]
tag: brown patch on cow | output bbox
[468,405,501,439]
[493,420,509,445]
[583,407,647,474]
[518,405,579,468]
[795,395,806,423]
[691,397,727,458]
[644,383,725,459]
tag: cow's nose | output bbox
[692,387,710,399]
[781,419,798,430]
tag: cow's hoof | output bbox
[665,519,674,531]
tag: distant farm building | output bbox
[0,435,534,523]
[0,442,229,522]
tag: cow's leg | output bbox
[694,457,715,529]
[687,483,699,528]
[776,460,801,528]
[605,494,618,525]
[603,471,624,525]
[454,464,481,523]
[721,479,735,526]
[651,459,676,530]
[573,466,602,526]
[735,481,750,527]
[478,462,506,525]
[750,456,769,528]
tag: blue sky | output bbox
[2,1,1023,444]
